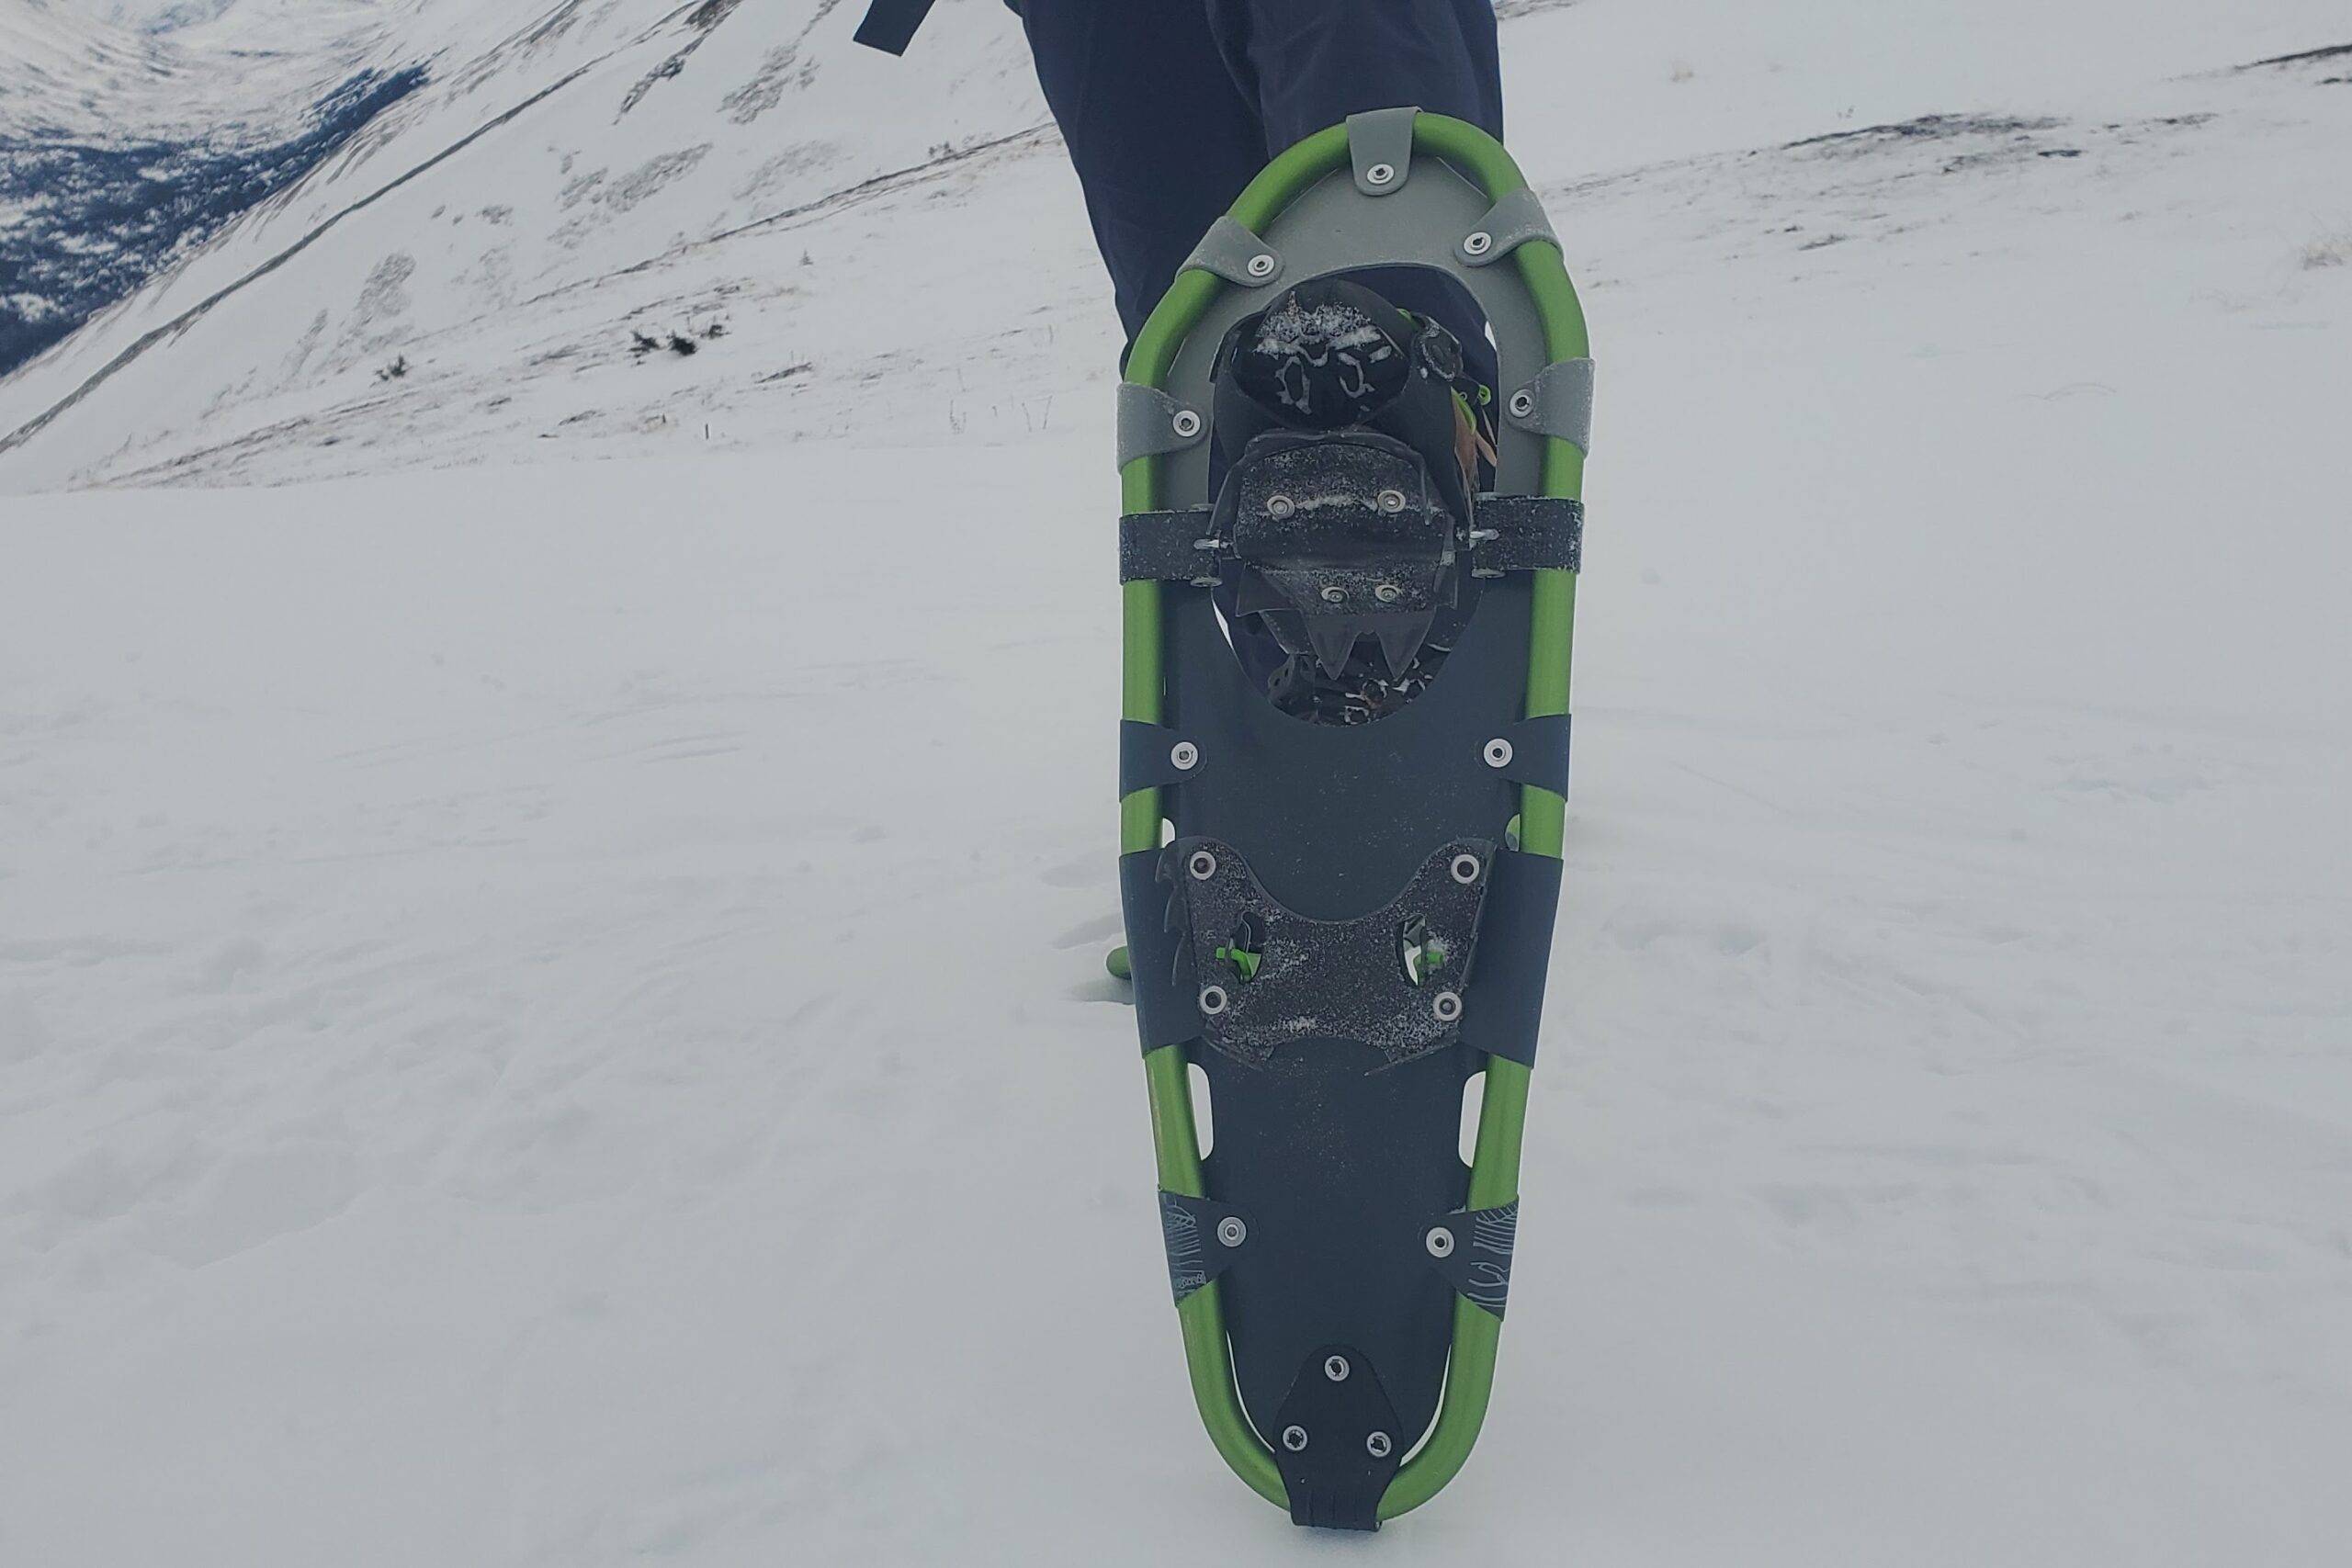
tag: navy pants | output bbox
[1017,0,1505,340]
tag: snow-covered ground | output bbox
[4,1,2351,1563]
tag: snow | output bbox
[0,1,396,138]
[4,0,2351,1562]
[0,0,1055,479]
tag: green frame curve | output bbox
[1118,113,1589,1521]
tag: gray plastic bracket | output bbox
[1182,215,1283,288]
[1503,358,1595,454]
[1461,187,1559,266]
[1116,382,1208,468]
[1348,107,1420,196]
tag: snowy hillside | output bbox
[5,0,2352,1563]
[1,0,2347,490]
[0,1,427,375]
[0,0,1052,482]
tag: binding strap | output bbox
[1468,496,1583,575]
[852,0,937,54]
[1121,498,1581,582]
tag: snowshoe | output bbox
[1114,110,1593,1529]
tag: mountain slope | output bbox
[1,55,426,378]
[0,0,432,377]
[3,0,2346,491]
[0,0,1049,481]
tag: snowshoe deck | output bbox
[1114,109,1590,1529]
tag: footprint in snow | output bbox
[1051,911,1123,950]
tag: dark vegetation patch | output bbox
[0,65,426,378]
[2237,42,2352,70]
[629,318,728,359]
[1785,114,2063,154]
[1783,115,2091,175]
[1781,112,2212,177]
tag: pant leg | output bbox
[1208,0,1504,389]
[1022,0,1506,350]
[1207,0,1502,152]
[1018,0,1271,339]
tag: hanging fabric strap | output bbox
[853,0,940,55]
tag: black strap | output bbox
[1119,719,1203,795]
[1159,1190,1249,1303]
[1120,509,1218,583]
[1455,850,1562,1067]
[1125,499,1579,581]
[1471,494,1584,573]
[852,0,938,54]
[1422,1199,1519,1318]
[1493,712,1571,797]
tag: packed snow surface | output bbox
[3,1,2350,1564]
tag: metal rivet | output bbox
[1282,1425,1310,1452]
[1431,989,1463,1023]
[1170,740,1199,772]
[1365,162,1396,186]
[1324,1355,1351,1382]
[1171,409,1203,438]
[1247,252,1277,279]
[1187,849,1217,881]
[1377,488,1408,514]
[1266,494,1295,520]
[1374,582,1402,604]
[1319,585,1347,604]
[1451,853,1482,885]
[1199,984,1228,1016]
[1366,1431,1394,1459]
[1464,231,1495,257]
[1484,737,1513,769]
[1426,1225,1455,1258]
[1508,389,1535,420]
[1216,1215,1247,1247]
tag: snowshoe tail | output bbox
[1114,110,1592,1529]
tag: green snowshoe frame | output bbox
[1119,111,1589,1522]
